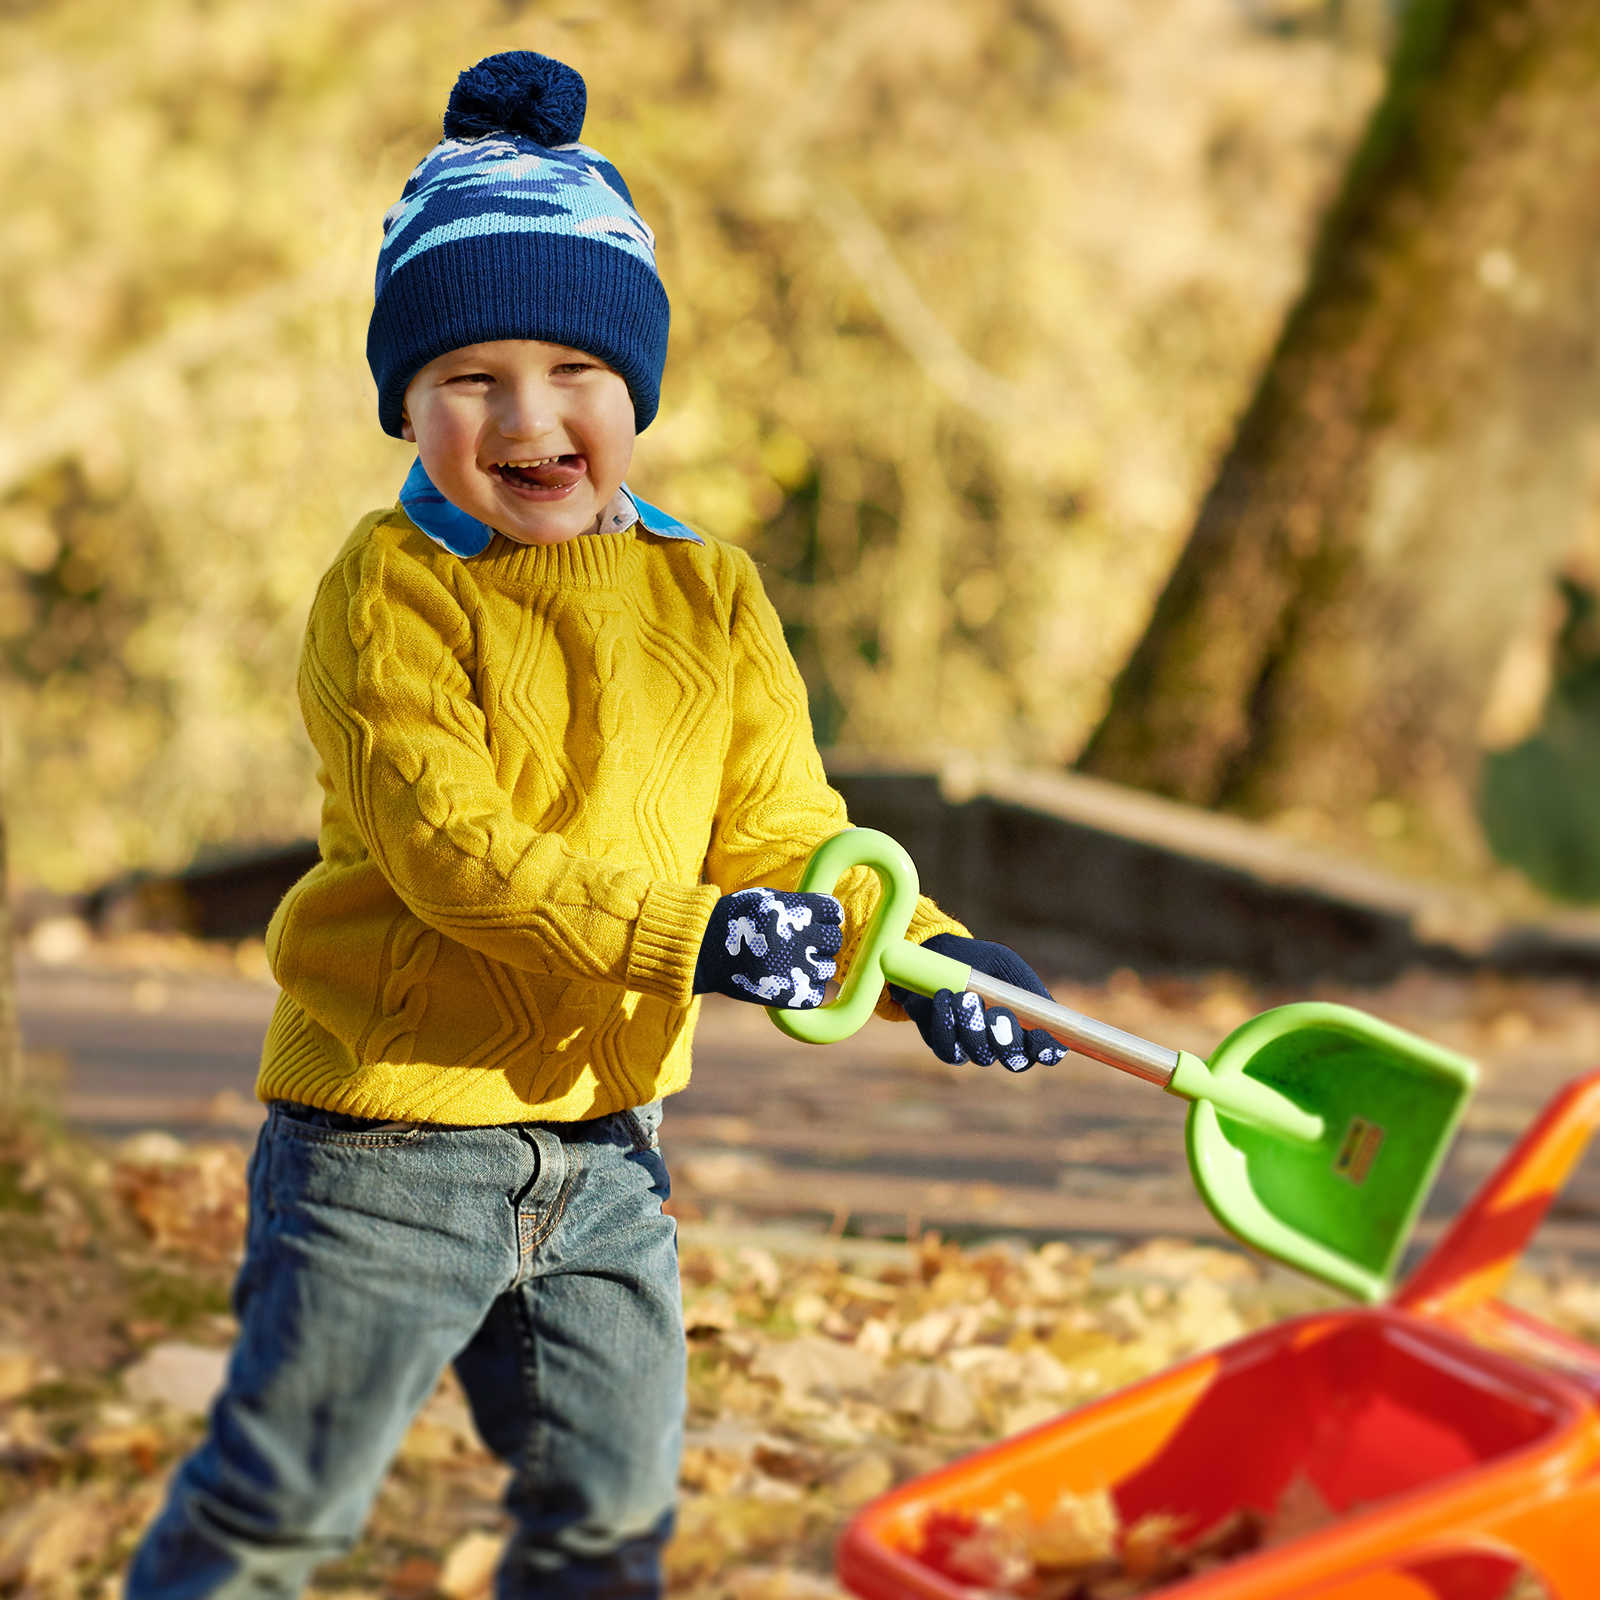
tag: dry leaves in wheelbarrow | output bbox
[907,1484,1290,1597]
[904,1479,1556,1598]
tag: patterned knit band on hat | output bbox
[367,51,669,436]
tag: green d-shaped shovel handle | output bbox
[768,828,972,1044]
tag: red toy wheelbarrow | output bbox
[835,1071,1600,1599]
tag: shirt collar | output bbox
[398,457,702,557]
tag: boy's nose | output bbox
[496,380,560,440]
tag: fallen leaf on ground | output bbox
[0,1344,43,1403]
[436,1528,505,1597]
[0,1488,116,1588]
[749,1335,881,1404]
[120,1340,230,1416]
[113,1142,249,1262]
[385,1552,442,1598]
[875,1362,978,1432]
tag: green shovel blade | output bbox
[1180,1003,1478,1302]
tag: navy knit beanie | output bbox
[367,52,669,436]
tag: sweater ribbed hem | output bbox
[628,880,720,1004]
[256,992,700,1123]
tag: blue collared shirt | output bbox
[398,458,702,557]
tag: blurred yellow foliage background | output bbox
[2,0,1386,890]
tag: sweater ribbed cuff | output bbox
[628,880,722,1004]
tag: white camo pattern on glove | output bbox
[695,887,842,1010]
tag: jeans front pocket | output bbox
[273,1101,428,1149]
[264,1102,442,1232]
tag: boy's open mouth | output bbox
[492,455,585,491]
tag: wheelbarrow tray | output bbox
[836,1307,1596,1600]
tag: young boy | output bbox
[126,50,1063,1600]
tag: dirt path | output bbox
[18,947,1600,1266]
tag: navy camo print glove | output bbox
[693,887,844,1010]
[888,934,1067,1071]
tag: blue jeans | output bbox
[126,1100,684,1599]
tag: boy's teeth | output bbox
[496,455,586,490]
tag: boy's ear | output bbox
[399,410,416,443]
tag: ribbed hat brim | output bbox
[368,233,670,435]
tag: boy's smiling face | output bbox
[401,339,637,546]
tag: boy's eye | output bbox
[552,361,593,375]
[448,371,495,385]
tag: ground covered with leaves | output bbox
[2,1096,1595,1599]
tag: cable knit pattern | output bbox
[363,920,440,1064]
[258,505,966,1124]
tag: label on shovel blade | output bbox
[1334,1117,1385,1185]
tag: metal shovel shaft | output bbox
[966,970,1326,1144]
[963,971,1181,1086]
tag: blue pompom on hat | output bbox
[367,51,669,435]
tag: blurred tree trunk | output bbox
[1078,0,1600,875]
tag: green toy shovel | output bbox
[769,828,1478,1302]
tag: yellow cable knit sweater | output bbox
[257,504,965,1123]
